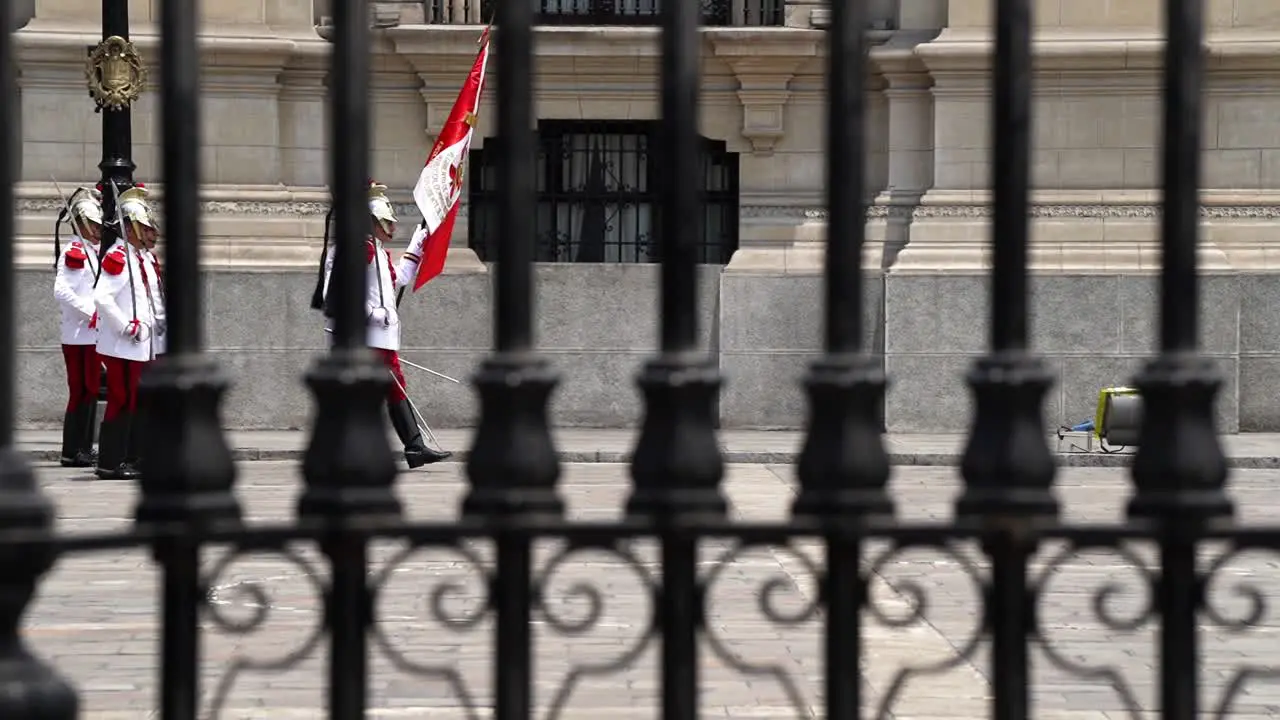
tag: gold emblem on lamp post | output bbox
[85,36,147,112]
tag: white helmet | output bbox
[67,186,104,229]
[368,181,397,234]
[118,185,156,230]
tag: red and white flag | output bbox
[410,29,491,291]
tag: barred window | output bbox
[468,120,739,265]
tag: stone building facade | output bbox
[9,0,1280,432]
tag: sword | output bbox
[50,176,70,209]
[399,357,461,384]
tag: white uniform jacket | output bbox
[94,240,166,362]
[53,235,101,345]
[322,230,424,352]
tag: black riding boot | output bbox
[95,415,138,480]
[124,409,144,468]
[59,408,87,467]
[75,402,98,466]
[387,399,451,468]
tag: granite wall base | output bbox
[1239,273,1280,431]
[883,272,1242,433]
[17,267,1265,432]
[717,272,883,429]
[15,265,719,430]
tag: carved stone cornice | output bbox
[741,203,1280,221]
[14,22,327,94]
[15,196,440,222]
[912,28,1280,91]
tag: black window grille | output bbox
[468,120,739,264]
[429,0,786,26]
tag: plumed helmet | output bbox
[368,181,397,231]
[67,186,104,228]
[118,185,155,229]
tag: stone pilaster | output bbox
[708,28,829,274]
[871,31,937,268]
[279,52,328,188]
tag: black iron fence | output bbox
[0,0,1260,717]
[429,0,786,26]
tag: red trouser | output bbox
[375,349,407,403]
[102,356,146,421]
[62,344,101,412]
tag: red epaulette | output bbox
[385,250,396,284]
[365,239,376,264]
[64,243,87,269]
[101,249,126,276]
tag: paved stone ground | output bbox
[17,429,1280,467]
[20,461,1280,718]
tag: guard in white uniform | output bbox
[93,185,167,480]
[53,186,105,468]
[312,181,451,468]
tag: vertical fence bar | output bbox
[463,1,562,720]
[494,0,535,352]
[955,1,1057,719]
[824,0,864,354]
[1157,0,1199,354]
[157,0,199,356]
[0,13,78,719]
[300,1,401,719]
[329,0,372,352]
[135,0,243,711]
[791,0,891,718]
[988,0,1031,353]
[1128,2,1232,719]
[133,0,244,715]
[657,0,698,352]
[627,0,724,718]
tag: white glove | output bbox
[126,320,151,344]
[368,307,391,328]
[407,225,428,257]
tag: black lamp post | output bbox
[86,0,146,234]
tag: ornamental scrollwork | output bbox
[1031,541,1155,720]
[1202,546,1280,718]
[700,540,824,718]
[536,540,656,720]
[200,545,329,718]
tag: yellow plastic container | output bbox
[1094,386,1140,440]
